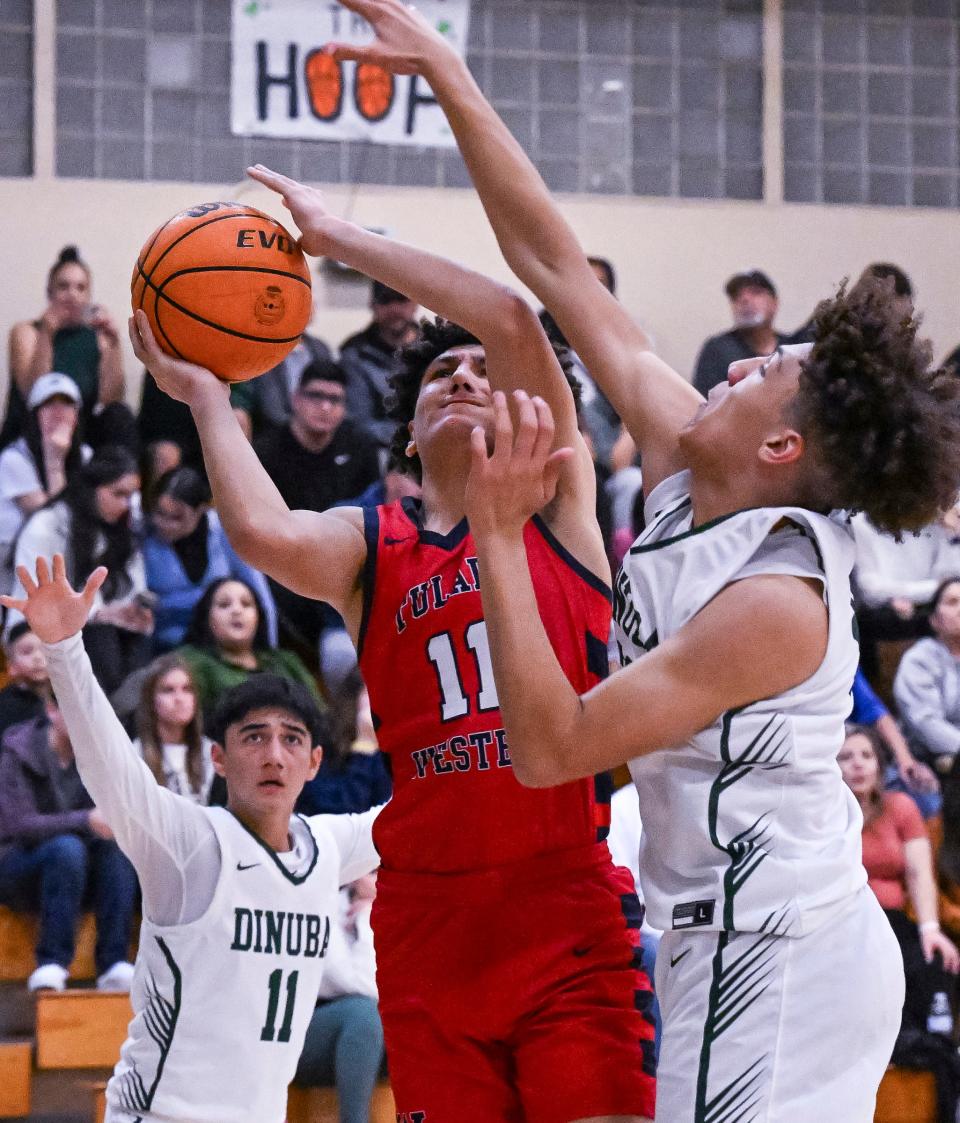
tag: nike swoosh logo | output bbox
[670,949,691,968]
[236,862,259,871]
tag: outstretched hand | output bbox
[465,390,573,542]
[246,166,339,258]
[324,0,454,76]
[0,556,106,645]
[128,310,228,409]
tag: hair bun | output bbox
[56,245,81,265]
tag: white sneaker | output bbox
[27,963,68,992]
[96,961,135,992]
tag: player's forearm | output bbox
[422,55,586,301]
[905,841,940,927]
[313,214,530,344]
[189,384,293,566]
[473,532,585,787]
[875,713,915,772]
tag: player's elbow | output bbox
[511,740,577,789]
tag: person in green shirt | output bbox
[176,576,321,722]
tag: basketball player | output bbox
[1,555,380,1123]
[130,171,656,1122]
[322,3,960,1117]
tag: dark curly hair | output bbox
[790,279,960,537]
[385,316,582,482]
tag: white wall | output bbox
[1,173,957,408]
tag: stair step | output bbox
[0,983,35,1038]
[0,908,97,983]
[36,991,131,1070]
[875,1064,937,1123]
[0,1040,31,1118]
[34,1068,111,1123]
[287,1083,395,1123]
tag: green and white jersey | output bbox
[614,470,865,937]
[107,807,377,1123]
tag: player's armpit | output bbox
[235,505,367,624]
[519,574,829,786]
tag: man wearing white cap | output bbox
[0,373,89,595]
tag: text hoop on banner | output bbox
[231,0,472,147]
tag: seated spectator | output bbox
[230,331,335,441]
[177,577,321,720]
[839,725,960,1038]
[852,512,960,679]
[9,446,152,694]
[296,669,391,816]
[850,666,940,817]
[691,269,789,396]
[0,623,50,740]
[144,466,276,652]
[4,246,136,453]
[255,360,379,689]
[0,373,88,594]
[895,578,960,774]
[0,694,137,992]
[293,873,385,1122]
[133,654,213,803]
[340,280,419,449]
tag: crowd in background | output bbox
[2,242,960,1116]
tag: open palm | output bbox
[326,0,451,76]
[0,556,106,644]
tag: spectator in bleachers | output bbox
[839,725,959,1029]
[340,280,419,449]
[177,576,321,721]
[0,373,88,595]
[850,666,940,817]
[895,577,960,775]
[133,653,213,804]
[4,246,137,453]
[230,331,335,441]
[137,370,203,489]
[293,872,385,1123]
[0,623,50,740]
[144,466,276,652]
[9,446,152,694]
[0,694,137,992]
[691,268,789,396]
[934,761,960,948]
[852,510,960,681]
[255,359,379,690]
[296,669,391,816]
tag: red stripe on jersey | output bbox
[359,498,613,874]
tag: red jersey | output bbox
[358,497,613,874]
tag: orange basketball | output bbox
[131,201,312,383]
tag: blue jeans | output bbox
[293,994,385,1123]
[0,834,137,975]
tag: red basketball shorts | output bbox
[372,843,656,1123]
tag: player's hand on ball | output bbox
[324,0,452,76]
[129,310,227,408]
[0,555,106,645]
[246,166,339,258]
[465,390,573,541]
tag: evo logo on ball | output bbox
[236,228,298,254]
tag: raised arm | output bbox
[327,0,702,492]
[0,557,220,927]
[129,312,368,630]
[464,394,827,784]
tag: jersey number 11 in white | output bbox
[427,621,499,722]
[260,968,298,1043]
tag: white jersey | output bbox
[614,471,865,937]
[108,807,376,1123]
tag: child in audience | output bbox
[177,577,320,720]
[0,622,51,739]
[133,653,213,803]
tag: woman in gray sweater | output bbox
[895,577,960,773]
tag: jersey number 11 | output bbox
[426,621,499,722]
[260,968,298,1043]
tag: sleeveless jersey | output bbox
[359,497,612,873]
[106,807,376,1123]
[614,471,865,937]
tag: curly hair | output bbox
[791,279,960,537]
[385,316,582,482]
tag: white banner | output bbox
[231,0,471,147]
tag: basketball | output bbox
[131,201,312,383]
